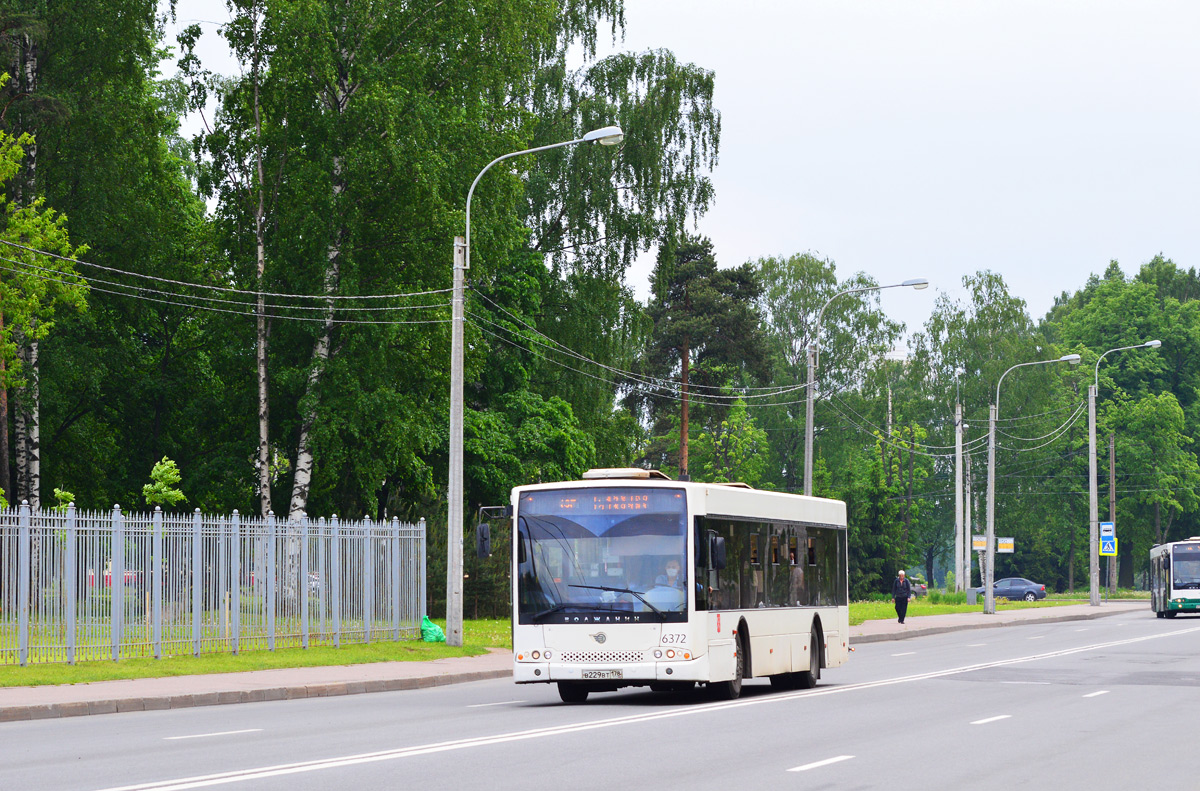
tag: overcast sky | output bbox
[165,1,1199,341]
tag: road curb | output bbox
[0,668,513,723]
[850,604,1140,644]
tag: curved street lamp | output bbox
[985,353,1081,614]
[446,126,624,646]
[1088,339,1161,606]
[803,278,928,496]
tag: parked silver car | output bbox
[975,577,1046,601]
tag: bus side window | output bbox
[788,536,798,565]
[807,537,817,566]
[770,534,780,566]
[750,534,760,565]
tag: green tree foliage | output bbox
[754,252,905,493]
[634,235,769,477]
[691,397,768,486]
[142,455,186,508]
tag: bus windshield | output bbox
[1172,545,1200,590]
[516,487,688,624]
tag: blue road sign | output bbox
[1100,535,1117,556]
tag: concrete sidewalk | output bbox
[0,600,1148,722]
[849,599,1146,643]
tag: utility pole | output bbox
[955,400,963,592]
[446,236,466,646]
[1108,432,1117,593]
[965,446,973,586]
[985,403,996,613]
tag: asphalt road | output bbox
[6,611,1198,791]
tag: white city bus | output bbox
[507,468,850,703]
[1150,539,1200,618]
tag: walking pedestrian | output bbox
[892,570,911,624]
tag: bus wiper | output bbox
[569,584,665,620]
[531,603,579,622]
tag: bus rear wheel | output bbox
[558,682,589,703]
[797,633,821,689]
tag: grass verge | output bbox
[848,598,1081,626]
[0,618,511,688]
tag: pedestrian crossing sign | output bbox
[1100,535,1117,556]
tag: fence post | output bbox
[18,500,30,666]
[266,510,276,651]
[111,504,124,662]
[192,508,202,656]
[317,517,326,641]
[331,514,340,648]
[152,507,163,659]
[363,516,373,643]
[66,504,77,664]
[219,515,228,646]
[418,517,427,622]
[231,510,241,654]
[391,516,400,640]
[300,514,309,649]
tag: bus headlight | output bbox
[666,649,675,659]
[544,651,552,659]
[654,649,662,659]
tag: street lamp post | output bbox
[986,353,1082,615]
[1088,340,1160,607]
[447,125,624,646]
[803,278,929,496]
[954,366,965,592]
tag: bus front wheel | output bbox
[558,682,589,704]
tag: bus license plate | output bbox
[582,669,622,680]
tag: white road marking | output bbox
[788,755,855,772]
[891,652,915,656]
[1027,636,1045,640]
[163,730,263,741]
[1074,628,1088,632]
[971,715,1012,725]
[1082,690,1109,698]
[466,701,524,708]
[1001,681,1049,685]
[966,643,986,647]
[98,625,1200,791]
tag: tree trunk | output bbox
[253,34,272,519]
[0,313,9,504]
[13,334,28,504]
[287,156,343,521]
[679,337,689,478]
[25,337,38,511]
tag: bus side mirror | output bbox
[710,536,727,570]
[1163,556,1170,570]
[476,522,491,559]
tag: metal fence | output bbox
[0,503,427,665]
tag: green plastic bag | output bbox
[421,615,446,643]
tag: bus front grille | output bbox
[559,651,645,663]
